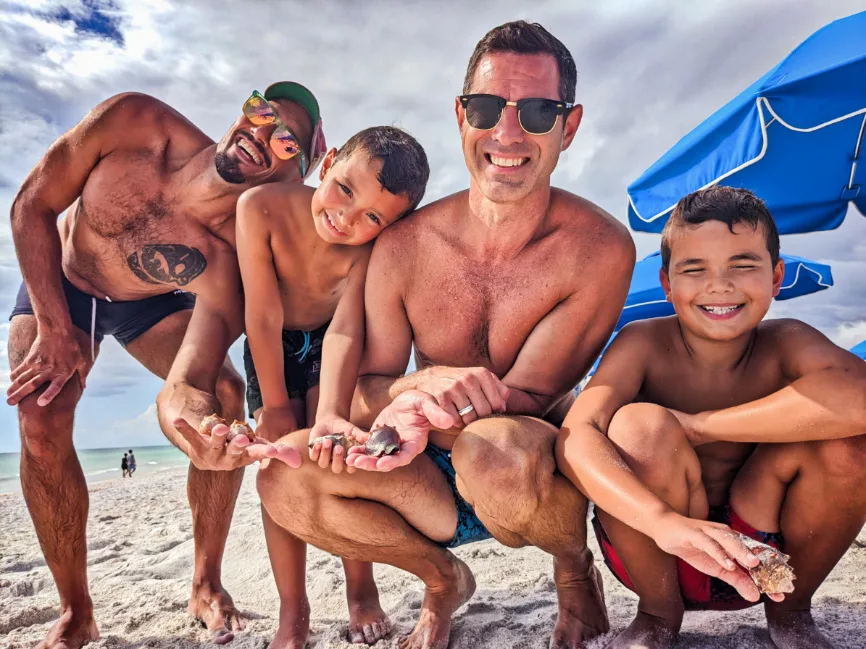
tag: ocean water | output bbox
[0,445,189,494]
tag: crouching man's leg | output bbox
[257,430,476,649]
[731,434,866,649]
[451,415,610,649]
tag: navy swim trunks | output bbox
[243,321,330,413]
[424,444,493,548]
[10,275,196,349]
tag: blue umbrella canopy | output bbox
[615,251,833,332]
[851,341,866,361]
[628,11,866,235]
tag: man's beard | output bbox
[215,152,246,184]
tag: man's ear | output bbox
[319,148,338,181]
[455,96,465,131]
[560,104,583,151]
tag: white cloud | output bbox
[833,321,866,351]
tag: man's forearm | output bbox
[352,373,417,429]
[692,368,866,444]
[11,202,73,331]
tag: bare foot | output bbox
[550,563,610,649]
[35,608,100,649]
[767,610,835,649]
[606,612,679,649]
[399,556,476,649]
[348,584,392,644]
[268,597,311,649]
[188,582,247,644]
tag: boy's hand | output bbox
[255,405,299,443]
[346,390,454,472]
[308,417,364,474]
[651,512,783,602]
[172,416,302,471]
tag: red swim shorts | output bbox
[592,504,784,610]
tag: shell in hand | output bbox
[308,433,362,452]
[364,426,401,457]
[199,414,227,436]
[739,534,795,595]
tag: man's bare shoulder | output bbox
[550,188,634,254]
[372,191,467,261]
[85,93,206,141]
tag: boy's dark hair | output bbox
[660,186,780,272]
[463,21,577,103]
[334,126,429,215]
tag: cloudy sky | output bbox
[0,0,864,453]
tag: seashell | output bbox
[199,414,227,436]
[364,426,401,458]
[739,534,795,594]
[227,419,256,443]
[308,433,361,452]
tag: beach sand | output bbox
[2,468,865,649]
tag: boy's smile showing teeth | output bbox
[325,211,348,236]
[698,303,745,318]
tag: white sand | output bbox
[2,469,865,649]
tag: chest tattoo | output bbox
[127,244,207,286]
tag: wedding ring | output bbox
[457,404,475,417]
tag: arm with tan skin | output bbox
[307,253,373,472]
[681,321,866,445]
[7,94,148,406]
[156,248,300,471]
[556,326,763,600]
[235,186,297,441]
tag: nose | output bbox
[706,268,736,294]
[491,104,525,146]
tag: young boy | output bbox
[236,125,429,648]
[557,186,866,649]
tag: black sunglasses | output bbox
[458,94,574,135]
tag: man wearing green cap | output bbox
[8,81,324,649]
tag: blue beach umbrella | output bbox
[615,251,833,332]
[851,341,866,361]
[627,11,866,235]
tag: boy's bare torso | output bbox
[58,95,234,301]
[262,185,370,331]
[635,317,793,504]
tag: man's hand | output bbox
[347,390,454,472]
[173,417,302,472]
[667,409,707,446]
[7,330,87,406]
[255,405,299,443]
[651,511,784,603]
[412,366,509,427]
[308,416,365,474]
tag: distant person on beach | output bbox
[121,453,129,479]
[257,21,635,649]
[127,450,136,477]
[7,81,322,648]
[558,187,866,649]
[237,126,429,645]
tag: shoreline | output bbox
[2,469,865,648]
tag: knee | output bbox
[452,418,555,531]
[215,368,246,419]
[18,391,77,461]
[814,434,866,482]
[607,403,691,489]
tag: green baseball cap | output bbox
[264,81,320,127]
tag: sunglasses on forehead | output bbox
[242,90,308,178]
[458,94,574,135]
